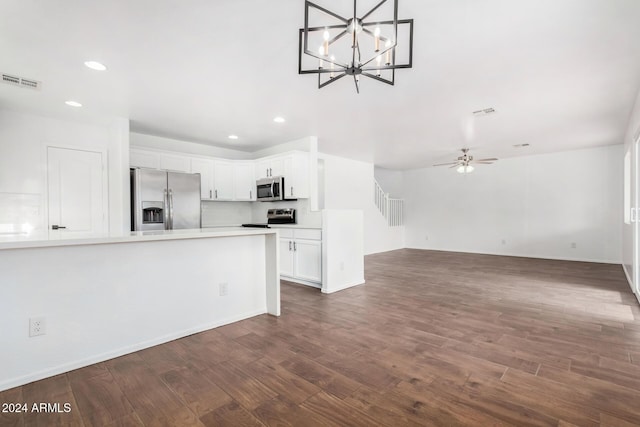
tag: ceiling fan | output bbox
[433,148,498,174]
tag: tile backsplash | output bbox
[201,199,322,228]
[201,201,252,227]
[251,198,322,227]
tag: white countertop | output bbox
[0,227,278,251]
[203,224,321,230]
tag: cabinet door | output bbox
[191,158,214,199]
[130,149,159,169]
[159,153,191,172]
[282,155,295,199]
[213,160,234,200]
[234,162,255,201]
[294,239,322,283]
[256,159,271,179]
[270,157,285,177]
[280,238,294,277]
[283,153,310,199]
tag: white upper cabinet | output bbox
[282,152,309,199]
[234,162,255,201]
[256,156,285,179]
[270,157,285,177]
[130,148,310,201]
[256,159,271,179]
[159,153,191,173]
[191,158,214,200]
[213,160,234,200]
[254,151,310,199]
[130,149,160,169]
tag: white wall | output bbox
[404,145,623,263]
[319,152,405,255]
[622,88,640,288]
[322,210,364,293]
[0,109,130,239]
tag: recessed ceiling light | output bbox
[513,143,530,147]
[273,117,286,123]
[84,61,107,71]
[65,100,82,107]
[228,135,239,140]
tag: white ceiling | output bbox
[1,0,640,169]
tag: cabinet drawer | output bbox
[293,229,321,241]
[278,228,294,238]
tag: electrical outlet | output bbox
[219,282,228,296]
[29,317,46,337]
[340,262,345,271]
[425,235,429,241]
[501,239,506,245]
[571,242,577,249]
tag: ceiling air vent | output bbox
[1,73,42,90]
[473,107,496,116]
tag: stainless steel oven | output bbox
[256,176,285,201]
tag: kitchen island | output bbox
[0,228,279,392]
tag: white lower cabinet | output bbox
[279,238,295,277]
[279,229,322,287]
[293,239,322,282]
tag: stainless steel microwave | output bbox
[256,176,288,202]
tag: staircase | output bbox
[374,179,404,226]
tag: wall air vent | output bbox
[1,73,42,90]
[472,107,496,116]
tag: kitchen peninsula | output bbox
[0,227,279,392]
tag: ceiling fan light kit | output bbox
[298,0,413,93]
[434,148,498,174]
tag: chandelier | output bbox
[298,0,413,93]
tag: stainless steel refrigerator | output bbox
[131,168,201,231]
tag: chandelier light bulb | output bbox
[318,46,324,68]
[385,39,392,65]
[374,27,381,51]
[322,30,329,56]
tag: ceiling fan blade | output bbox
[449,164,459,169]
[474,158,498,162]
[473,161,494,164]
[433,162,459,166]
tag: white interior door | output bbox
[48,147,106,239]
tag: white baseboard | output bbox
[281,276,322,289]
[322,278,366,294]
[404,246,621,265]
[0,308,266,393]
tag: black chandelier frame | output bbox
[298,0,413,93]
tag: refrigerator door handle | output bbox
[169,189,175,229]
[163,189,169,230]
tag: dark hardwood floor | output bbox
[2,249,640,426]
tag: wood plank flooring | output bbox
[2,249,640,426]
